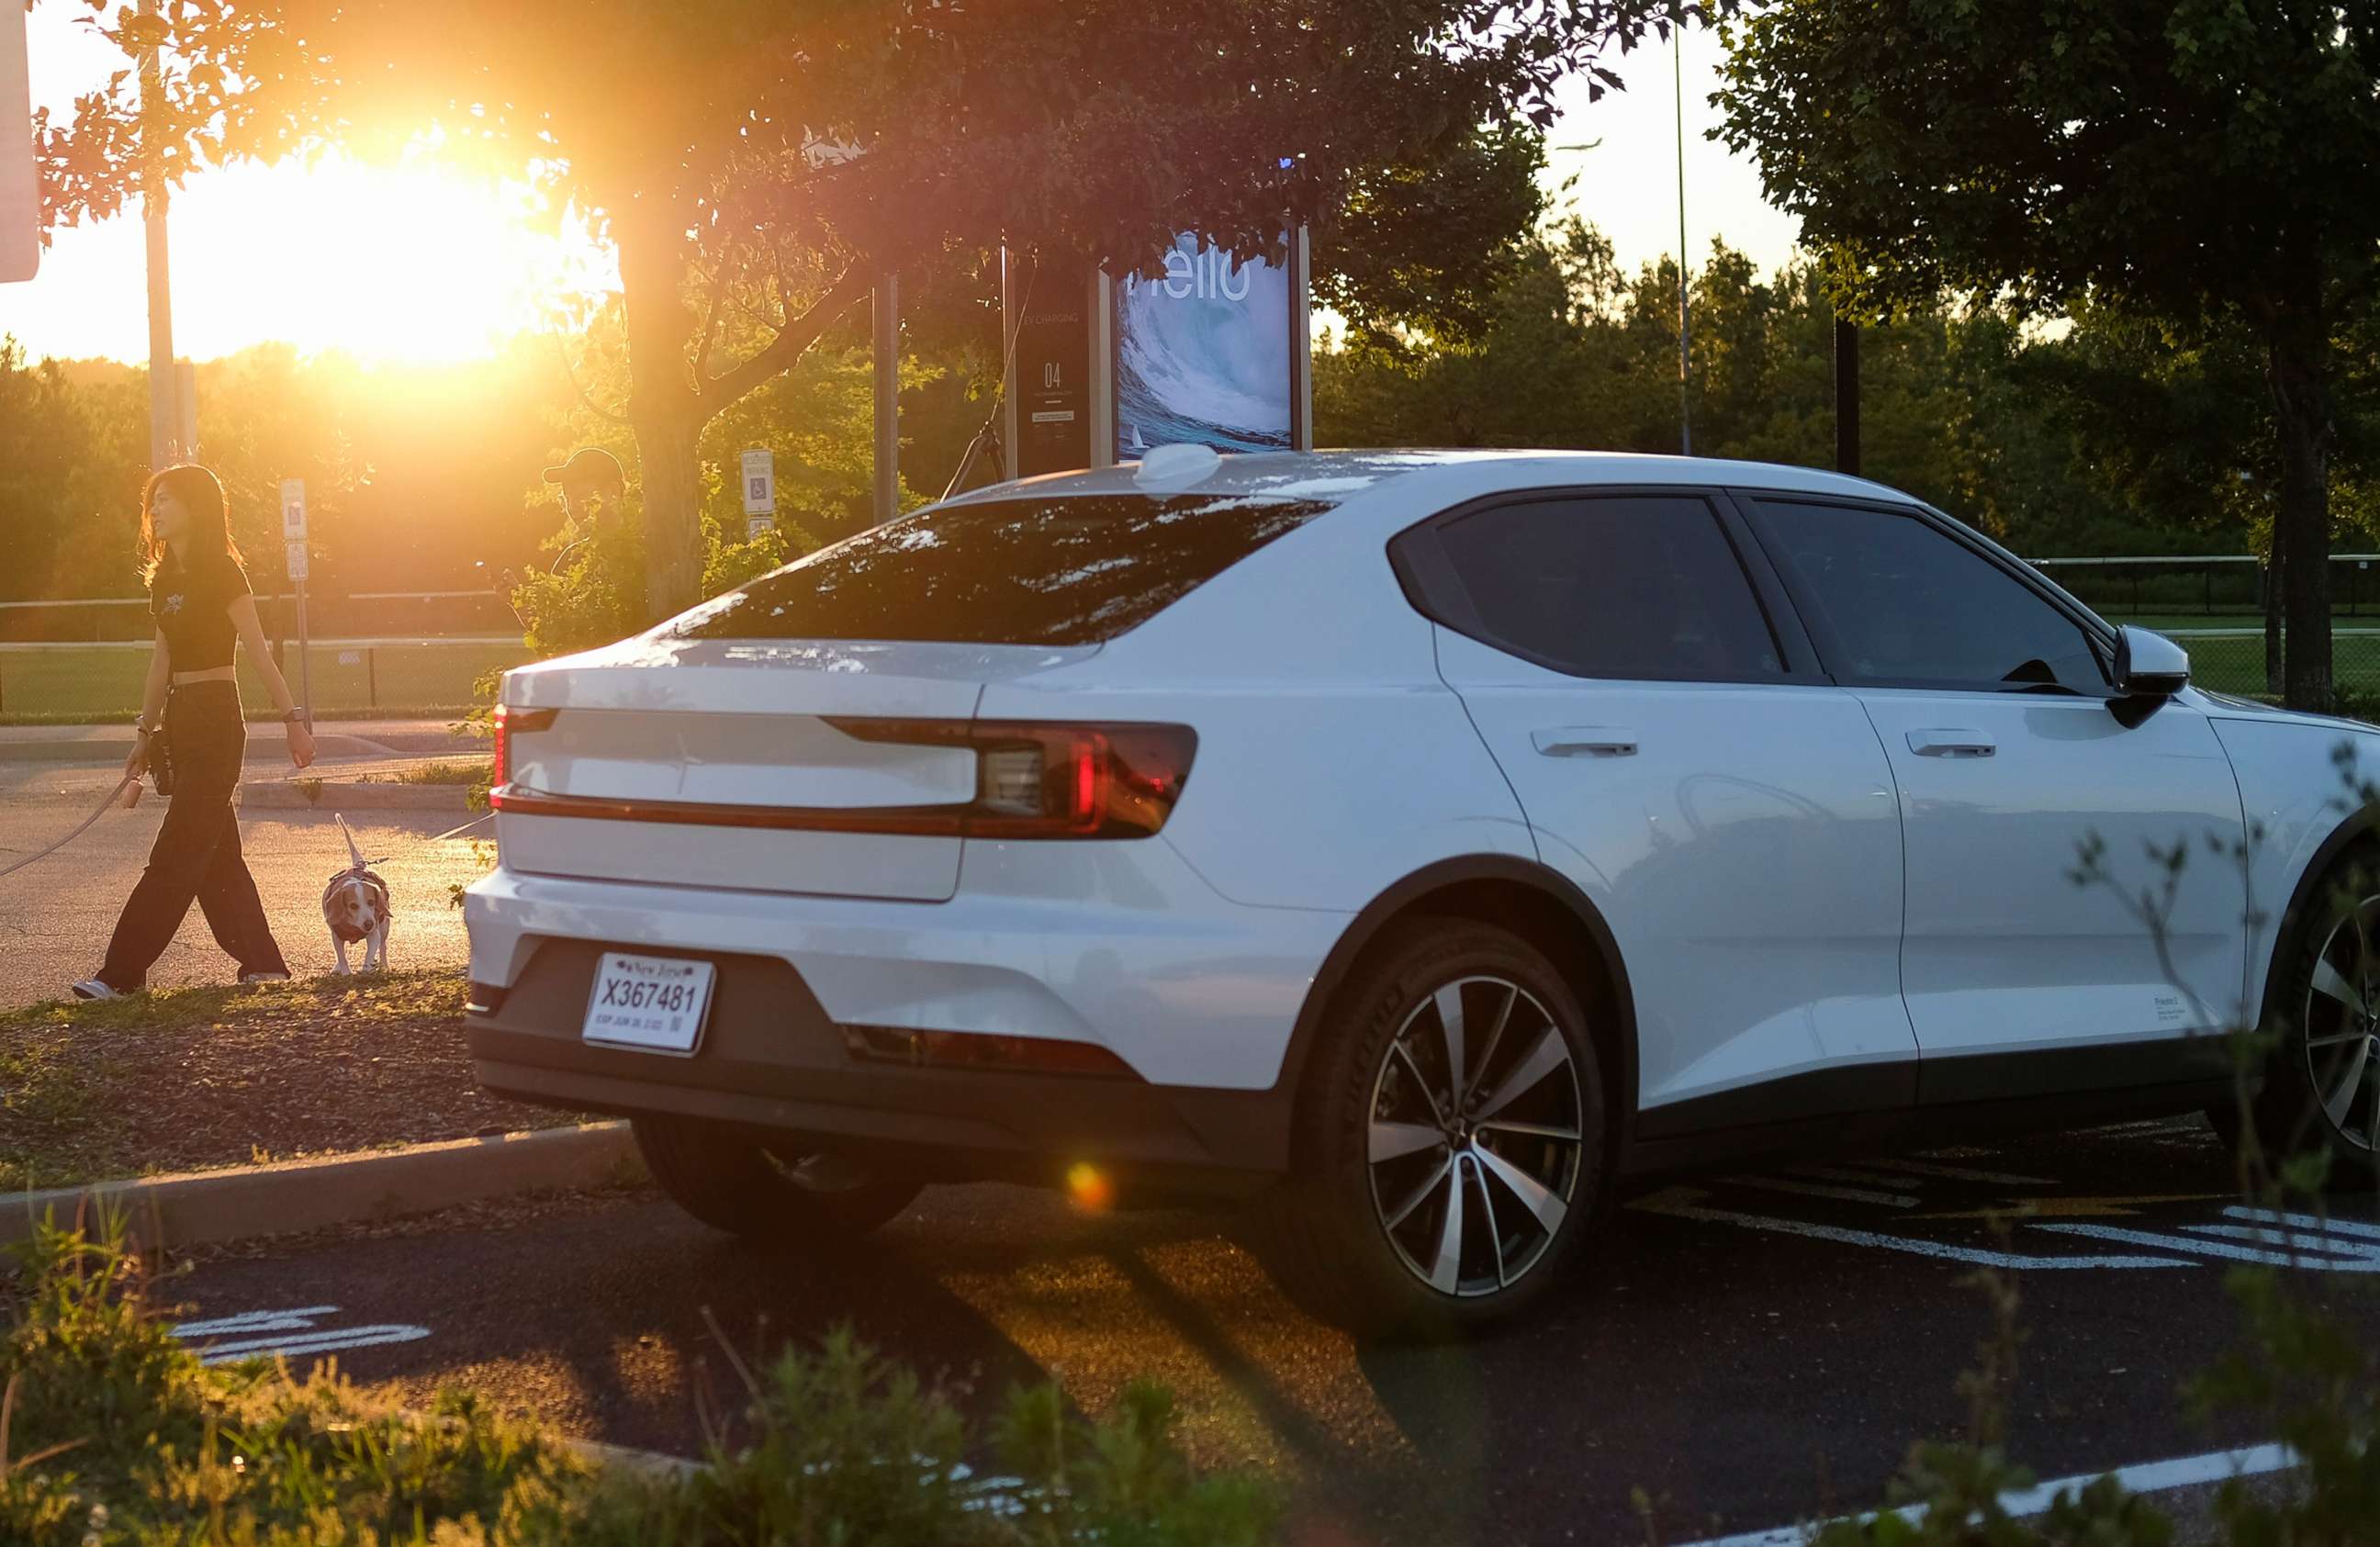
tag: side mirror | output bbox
[2113,625,2190,699]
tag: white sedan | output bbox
[464,448,2376,1335]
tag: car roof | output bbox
[943,448,1914,509]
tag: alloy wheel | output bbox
[2304,895,2380,1152]
[1365,973,1585,1296]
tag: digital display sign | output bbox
[1114,233,1296,460]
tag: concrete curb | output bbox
[238,779,476,812]
[2,1122,642,1250]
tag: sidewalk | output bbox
[0,719,489,811]
[0,716,479,764]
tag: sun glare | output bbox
[164,151,613,365]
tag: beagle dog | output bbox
[322,814,392,973]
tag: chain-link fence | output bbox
[0,589,520,645]
[0,639,533,722]
[0,589,531,722]
[2032,555,2380,701]
[9,559,2378,717]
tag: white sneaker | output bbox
[238,970,292,985]
[70,978,121,1000]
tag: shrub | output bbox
[0,1214,1279,1545]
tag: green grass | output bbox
[0,640,531,723]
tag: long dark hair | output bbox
[139,465,243,586]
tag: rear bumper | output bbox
[461,856,1351,1183]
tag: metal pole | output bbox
[294,576,311,719]
[138,0,177,471]
[1835,318,1860,477]
[872,274,899,523]
[1673,12,1691,457]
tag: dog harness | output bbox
[321,867,392,943]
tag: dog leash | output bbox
[342,809,495,868]
[0,785,495,885]
[0,774,137,880]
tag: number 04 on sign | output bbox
[582,952,714,1054]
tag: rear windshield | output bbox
[662,492,1334,645]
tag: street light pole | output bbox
[1673,10,1692,457]
[872,272,899,524]
[138,0,179,470]
[1835,318,1860,477]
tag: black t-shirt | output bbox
[151,551,251,671]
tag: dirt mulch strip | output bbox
[0,970,584,1193]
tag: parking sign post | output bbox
[281,478,311,720]
[741,448,776,541]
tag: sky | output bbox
[0,7,1800,367]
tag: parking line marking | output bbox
[186,1326,433,1366]
[171,1304,432,1365]
[2036,1221,2380,1271]
[1892,1159,2060,1186]
[1734,1175,1920,1208]
[1678,1441,2297,1547]
[1787,1164,1925,1189]
[2175,1221,2380,1263]
[1914,1192,2228,1221]
[1630,1187,2190,1270]
[172,1306,343,1338]
[2229,1205,2380,1240]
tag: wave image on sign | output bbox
[1114,233,1293,460]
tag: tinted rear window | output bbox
[664,493,1334,645]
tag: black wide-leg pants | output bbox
[98,680,290,990]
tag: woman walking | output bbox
[73,465,317,999]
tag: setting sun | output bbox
[1,141,612,366]
[160,151,612,364]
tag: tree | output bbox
[37,0,1705,623]
[1713,0,2380,709]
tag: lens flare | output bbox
[1065,1161,1114,1212]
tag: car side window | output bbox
[1752,500,2109,692]
[1430,495,1785,680]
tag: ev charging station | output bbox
[1002,231,1313,479]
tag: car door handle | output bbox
[1906,728,1996,758]
[1532,726,1638,758]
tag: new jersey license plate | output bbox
[581,952,715,1054]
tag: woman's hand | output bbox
[288,721,317,769]
[120,734,148,807]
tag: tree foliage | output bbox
[1712,0,2380,707]
[34,0,1715,621]
[1315,219,2363,569]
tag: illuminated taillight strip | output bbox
[827,718,1197,839]
[491,704,557,787]
[489,717,1197,840]
[488,785,969,835]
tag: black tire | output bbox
[2226,840,2380,1191]
[1250,916,1609,1340]
[633,1116,925,1239]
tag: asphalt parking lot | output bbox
[164,1114,2370,1546]
[0,753,481,1007]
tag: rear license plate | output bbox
[582,952,715,1055]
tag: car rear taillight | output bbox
[492,704,557,787]
[827,719,1197,839]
